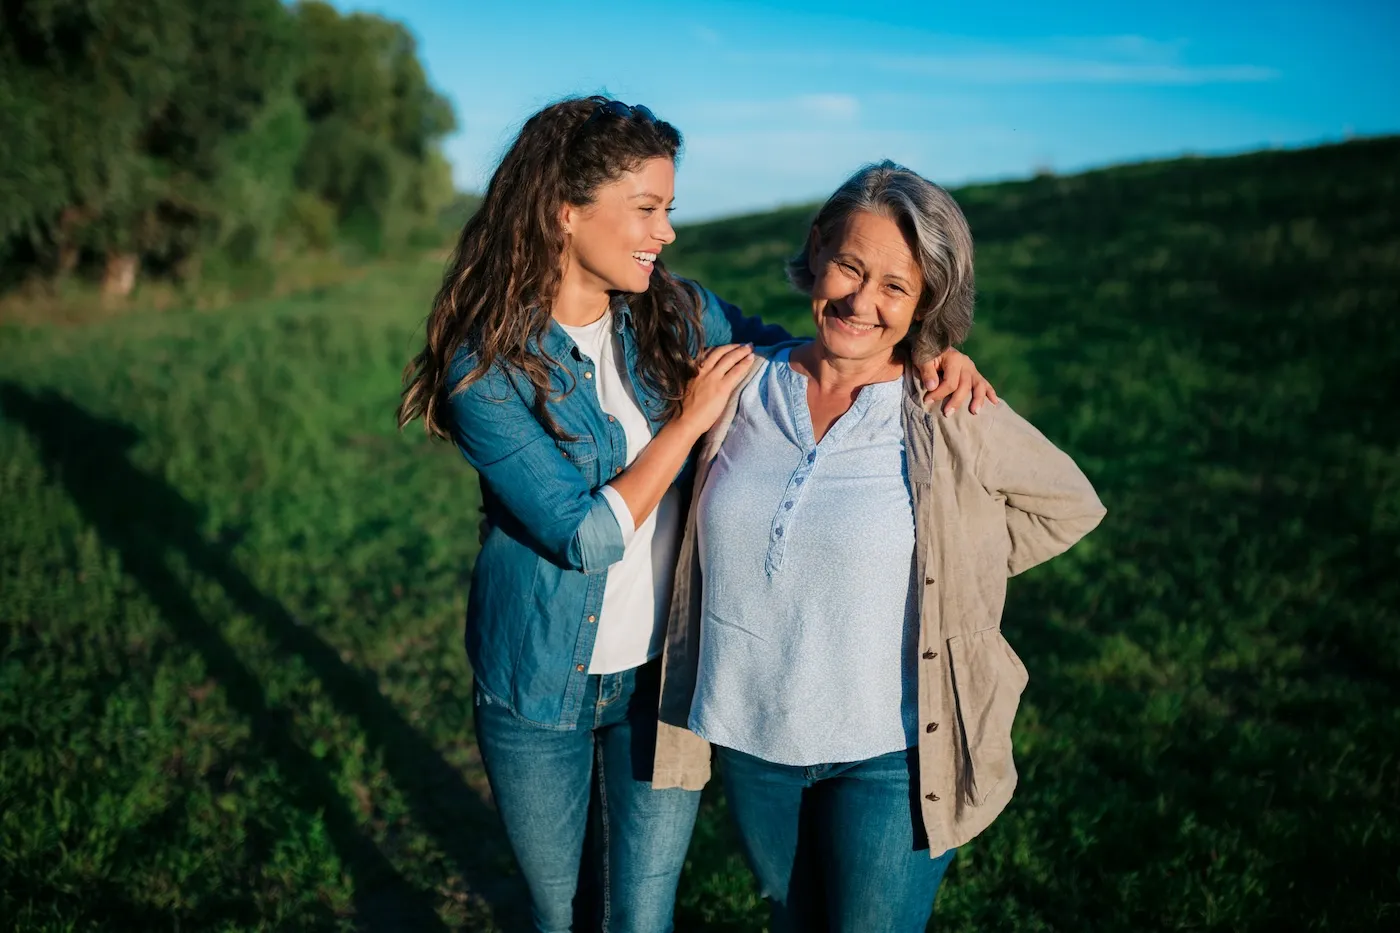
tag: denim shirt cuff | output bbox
[599,485,637,546]
[571,493,627,573]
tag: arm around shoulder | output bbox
[682,278,791,348]
[974,402,1106,577]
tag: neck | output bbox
[793,341,903,398]
[553,263,612,327]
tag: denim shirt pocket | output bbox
[556,438,599,488]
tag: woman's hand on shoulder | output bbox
[919,347,999,416]
[676,344,756,438]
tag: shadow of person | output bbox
[0,382,526,932]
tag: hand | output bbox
[677,344,756,437]
[919,347,999,416]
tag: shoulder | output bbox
[905,382,1018,468]
[446,343,527,407]
[755,339,809,360]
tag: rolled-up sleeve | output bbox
[446,362,626,573]
[598,484,638,546]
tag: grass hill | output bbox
[2,136,1397,931]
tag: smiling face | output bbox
[561,156,677,295]
[808,209,925,367]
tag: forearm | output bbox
[607,417,705,527]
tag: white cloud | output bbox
[684,93,861,126]
[690,23,721,45]
[733,35,1279,87]
[795,93,860,120]
[876,53,1278,85]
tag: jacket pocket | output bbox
[948,627,1029,806]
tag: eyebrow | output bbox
[834,252,915,290]
[630,192,675,204]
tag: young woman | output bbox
[398,98,995,933]
[652,162,1104,931]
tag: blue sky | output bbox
[334,0,1399,220]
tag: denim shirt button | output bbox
[576,664,585,672]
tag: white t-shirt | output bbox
[558,311,684,675]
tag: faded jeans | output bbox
[718,744,956,933]
[474,660,700,933]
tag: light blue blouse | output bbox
[689,345,920,766]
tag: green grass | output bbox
[3,136,1398,931]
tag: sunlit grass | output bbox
[3,137,1398,931]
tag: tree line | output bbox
[0,0,457,296]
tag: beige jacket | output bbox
[652,353,1106,855]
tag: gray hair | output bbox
[787,161,974,360]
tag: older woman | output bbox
[652,162,1106,931]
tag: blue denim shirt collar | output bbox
[537,295,634,361]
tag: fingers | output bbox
[717,350,756,389]
[700,343,753,376]
[943,370,973,416]
[917,352,951,402]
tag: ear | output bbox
[807,223,823,269]
[559,202,577,236]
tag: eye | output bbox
[665,207,676,214]
[836,261,859,275]
[887,283,908,295]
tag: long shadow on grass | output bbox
[0,384,525,932]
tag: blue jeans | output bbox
[718,745,956,933]
[474,660,701,933]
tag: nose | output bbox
[655,212,676,246]
[846,276,879,318]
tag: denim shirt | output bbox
[447,280,789,729]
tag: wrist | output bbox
[670,409,709,442]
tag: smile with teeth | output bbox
[831,315,878,334]
[632,251,657,267]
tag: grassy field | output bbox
[3,137,1398,931]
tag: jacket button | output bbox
[925,792,940,802]
[607,415,615,422]
[924,576,934,585]
[587,615,596,623]
[926,722,939,733]
[576,664,585,672]
[922,649,937,660]
[584,371,593,380]
[614,467,623,475]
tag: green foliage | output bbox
[1,138,1397,930]
[0,0,302,274]
[0,0,456,293]
[291,1,457,256]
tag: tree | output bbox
[291,1,456,254]
[0,0,301,294]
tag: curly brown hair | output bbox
[398,96,704,439]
